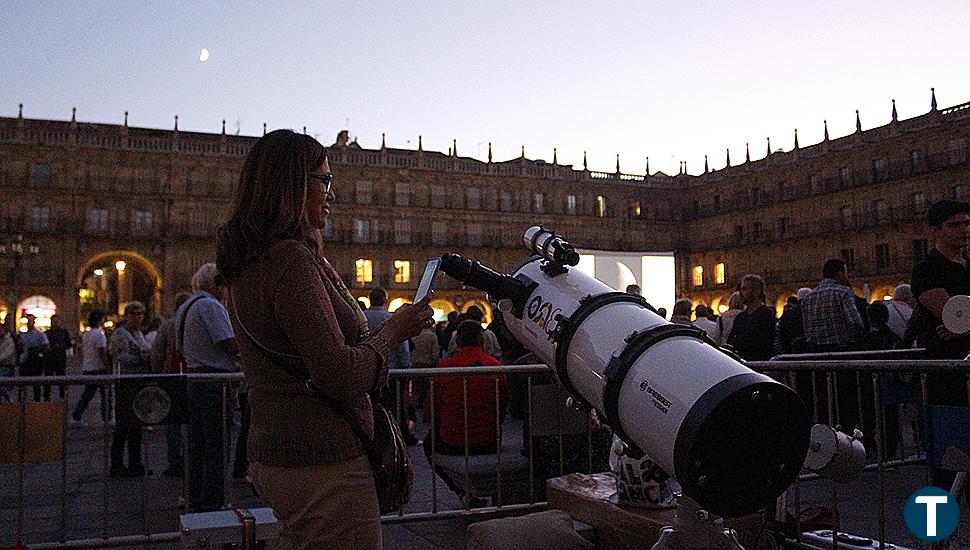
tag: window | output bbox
[873,200,888,223]
[875,243,891,269]
[810,174,822,194]
[734,225,745,242]
[751,222,761,240]
[393,260,410,283]
[713,195,721,210]
[872,158,887,181]
[431,185,446,208]
[841,248,855,271]
[467,223,482,247]
[133,209,153,233]
[913,239,929,261]
[912,192,926,214]
[31,206,49,230]
[467,187,481,210]
[355,259,373,284]
[778,217,788,236]
[632,200,642,218]
[432,222,447,245]
[840,206,854,228]
[394,220,410,244]
[532,193,544,213]
[596,195,606,218]
[714,263,725,285]
[955,185,967,202]
[500,190,514,212]
[838,167,850,186]
[32,163,51,187]
[356,181,372,204]
[565,194,576,215]
[910,150,922,172]
[692,266,703,287]
[394,182,410,207]
[86,208,108,233]
[321,218,333,239]
[353,219,372,243]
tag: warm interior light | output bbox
[115,260,126,272]
[93,268,104,276]
[388,297,411,312]
[883,295,892,301]
[718,304,729,314]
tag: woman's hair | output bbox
[217,129,328,281]
[88,310,105,328]
[727,291,742,310]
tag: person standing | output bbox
[693,304,717,337]
[886,284,915,341]
[19,314,49,401]
[714,292,742,346]
[175,262,239,512]
[71,311,110,424]
[363,287,416,444]
[217,130,432,547]
[908,200,970,490]
[0,318,16,403]
[43,314,71,401]
[726,275,776,361]
[801,259,865,353]
[149,292,192,476]
[110,302,152,477]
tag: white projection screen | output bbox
[575,250,675,315]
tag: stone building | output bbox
[0,90,968,331]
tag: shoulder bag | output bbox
[228,288,412,514]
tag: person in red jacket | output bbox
[423,320,508,502]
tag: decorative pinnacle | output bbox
[381,132,386,149]
[823,120,829,141]
[262,123,267,136]
[855,110,861,133]
[704,155,709,173]
[222,119,226,134]
[794,128,799,149]
[18,103,23,118]
[615,153,620,173]
[174,115,179,131]
[452,139,457,157]
[418,135,423,151]
[645,156,650,175]
[583,151,588,170]
[931,87,938,111]
[891,99,898,122]
[767,137,771,155]
[521,145,525,158]
[552,147,557,165]
[487,142,492,162]
[124,111,128,127]
[71,107,76,123]
[725,148,731,167]
[745,143,750,162]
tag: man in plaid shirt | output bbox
[802,259,864,352]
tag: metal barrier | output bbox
[0,364,606,549]
[747,352,970,549]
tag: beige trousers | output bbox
[251,456,382,550]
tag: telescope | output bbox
[440,227,811,518]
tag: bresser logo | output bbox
[903,487,959,541]
[638,380,671,414]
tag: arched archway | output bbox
[17,295,57,331]
[710,294,731,314]
[870,285,896,303]
[430,298,456,322]
[77,250,162,329]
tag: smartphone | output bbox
[414,257,441,302]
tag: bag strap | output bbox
[177,295,207,355]
[227,287,388,482]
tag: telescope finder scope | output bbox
[523,226,580,267]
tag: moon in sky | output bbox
[199,48,210,62]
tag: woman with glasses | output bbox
[217,129,432,549]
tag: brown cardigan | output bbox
[229,240,390,467]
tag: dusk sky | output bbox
[3,1,969,176]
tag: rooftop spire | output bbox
[583,151,588,170]
[222,119,226,135]
[931,87,938,111]
[124,111,128,128]
[303,126,307,135]
[823,120,829,141]
[452,138,457,157]
[615,153,620,173]
[725,148,731,167]
[262,123,267,136]
[418,135,423,152]
[645,156,650,175]
[891,99,898,122]
[704,155,709,173]
[18,103,23,118]
[794,128,799,149]
[855,110,861,133]
[552,147,557,165]
[767,137,771,156]
[487,142,492,162]
[71,107,76,123]
[521,145,525,159]
[174,115,179,131]
[381,132,386,149]
[745,142,750,163]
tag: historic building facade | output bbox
[0,92,968,331]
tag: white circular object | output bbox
[942,295,970,335]
[199,48,210,62]
[803,424,866,482]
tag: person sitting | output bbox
[424,321,508,507]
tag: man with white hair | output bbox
[175,262,238,511]
[885,284,914,339]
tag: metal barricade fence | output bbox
[0,364,606,549]
[747,350,970,549]
[3,355,968,549]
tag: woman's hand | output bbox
[381,293,436,346]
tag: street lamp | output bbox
[0,234,41,322]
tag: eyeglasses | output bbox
[309,173,334,194]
